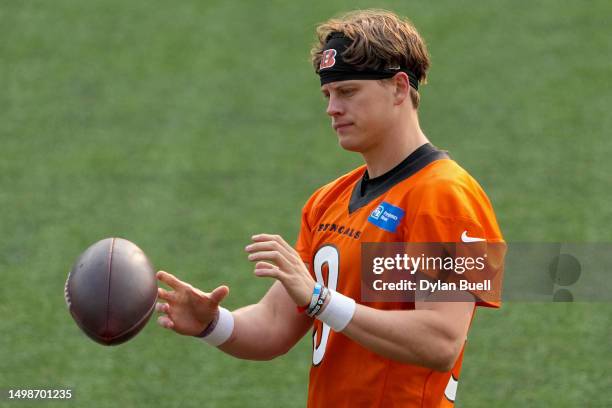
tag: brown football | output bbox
[64,238,158,346]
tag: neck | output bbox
[362,118,429,178]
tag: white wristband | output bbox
[317,290,356,332]
[200,307,234,346]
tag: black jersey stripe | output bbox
[348,143,449,214]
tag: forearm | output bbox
[216,301,311,361]
[214,303,282,360]
[341,305,471,371]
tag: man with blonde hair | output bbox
[156,9,503,407]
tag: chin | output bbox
[337,137,364,152]
[337,132,370,153]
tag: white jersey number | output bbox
[312,245,339,365]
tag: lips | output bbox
[333,122,353,131]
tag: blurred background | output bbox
[1,0,611,406]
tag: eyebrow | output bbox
[321,83,358,94]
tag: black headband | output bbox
[318,32,419,90]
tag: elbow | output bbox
[253,354,279,362]
[238,350,282,361]
[252,342,294,361]
[252,343,292,361]
[393,338,463,372]
[430,339,463,372]
[271,342,294,359]
[431,356,454,373]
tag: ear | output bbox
[392,72,412,107]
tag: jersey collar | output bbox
[348,143,449,214]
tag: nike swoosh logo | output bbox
[461,231,485,243]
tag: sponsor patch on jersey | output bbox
[367,202,405,233]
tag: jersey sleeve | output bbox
[403,175,505,308]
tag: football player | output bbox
[156,9,504,407]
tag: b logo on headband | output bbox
[320,49,337,70]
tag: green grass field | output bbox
[2,0,611,406]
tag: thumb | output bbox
[209,285,230,306]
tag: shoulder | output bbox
[402,158,503,241]
[409,159,494,218]
[413,159,481,194]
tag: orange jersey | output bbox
[295,144,504,407]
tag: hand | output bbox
[245,234,315,307]
[156,270,229,336]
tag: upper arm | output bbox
[415,291,475,355]
[259,280,313,351]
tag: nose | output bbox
[326,95,343,117]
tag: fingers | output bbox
[253,261,280,278]
[157,270,188,290]
[209,285,230,305]
[246,249,279,261]
[156,300,171,329]
[246,235,303,273]
[155,302,169,313]
[157,315,174,329]
[246,240,290,260]
[158,277,228,307]
[255,261,276,269]
[156,301,173,329]
[250,234,296,255]
[247,235,309,282]
[158,287,176,302]
[247,250,291,270]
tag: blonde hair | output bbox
[311,9,430,108]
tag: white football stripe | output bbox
[444,374,459,402]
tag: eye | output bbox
[339,88,355,96]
